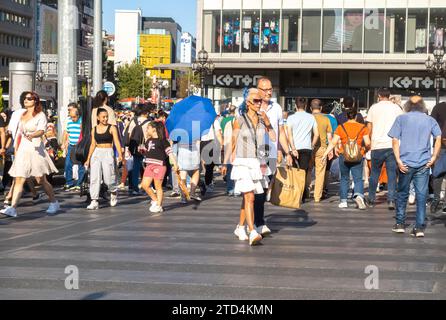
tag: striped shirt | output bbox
[67,117,82,146]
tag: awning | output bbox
[153,63,192,71]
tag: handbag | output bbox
[270,165,306,209]
[433,149,446,178]
[75,131,91,164]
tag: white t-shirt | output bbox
[264,101,284,158]
[367,100,403,150]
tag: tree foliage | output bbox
[116,60,152,100]
[175,70,201,98]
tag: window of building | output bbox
[261,10,280,53]
[429,8,446,51]
[343,9,363,53]
[407,9,428,53]
[364,8,385,53]
[302,10,321,53]
[203,11,221,53]
[385,9,406,53]
[241,10,260,53]
[222,10,240,53]
[323,9,343,53]
[281,10,299,53]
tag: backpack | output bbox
[123,117,137,147]
[128,118,150,156]
[339,123,366,163]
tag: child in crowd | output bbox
[140,121,179,213]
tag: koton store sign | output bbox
[390,76,446,89]
[213,74,264,87]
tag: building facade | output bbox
[142,17,182,63]
[139,34,172,80]
[197,0,446,109]
[114,9,141,70]
[0,0,37,79]
[180,32,196,64]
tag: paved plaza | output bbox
[0,181,445,300]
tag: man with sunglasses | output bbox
[254,77,292,236]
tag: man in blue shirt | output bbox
[62,103,84,191]
[388,96,442,238]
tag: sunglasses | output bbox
[25,96,35,101]
[250,99,263,105]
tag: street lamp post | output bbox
[425,47,446,105]
[192,48,215,97]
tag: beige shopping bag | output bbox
[270,166,306,209]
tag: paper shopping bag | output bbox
[270,166,306,209]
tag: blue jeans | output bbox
[65,144,85,187]
[131,155,143,192]
[339,155,364,202]
[368,148,398,202]
[396,166,429,229]
[226,164,235,193]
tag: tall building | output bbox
[197,0,446,109]
[139,34,172,80]
[180,32,196,64]
[141,17,182,63]
[114,9,141,71]
[0,0,37,79]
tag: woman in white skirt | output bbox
[1,92,59,218]
[222,89,276,245]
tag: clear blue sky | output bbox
[103,0,197,37]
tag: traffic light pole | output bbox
[93,0,103,94]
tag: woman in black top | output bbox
[85,108,124,210]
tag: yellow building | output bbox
[139,34,172,80]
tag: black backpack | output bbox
[74,97,92,164]
[128,118,150,156]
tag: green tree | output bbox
[175,70,201,98]
[116,60,152,100]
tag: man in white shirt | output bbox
[366,88,403,210]
[254,77,292,236]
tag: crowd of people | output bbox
[0,83,445,245]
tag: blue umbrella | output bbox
[166,95,217,143]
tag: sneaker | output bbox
[46,201,60,215]
[354,196,367,210]
[392,224,406,234]
[388,201,396,211]
[365,198,375,208]
[409,194,416,205]
[430,199,440,214]
[234,225,248,241]
[149,204,163,213]
[206,184,214,194]
[338,202,348,209]
[249,230,262,246]
[117,183,126,191]
[190,194,202,202]
[2,206,17,218]
[63,184,74,191]
[410,228,425,238]
[256,225,272,236]
[168,191,181,198]
[130,190,142,196]
[110,192,118,207]
[87,200,99,210]
[180,196,188,204]
[72,186,80,191]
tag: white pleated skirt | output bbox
[231,158,270,194]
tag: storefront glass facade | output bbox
[202,1,446,56]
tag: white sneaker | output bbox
[2,206,17,218]
[46,201,60,215]
[249,230,262,246]
[234,225,248,241]
[87,200,99,210]
[354,196,366,210]
[409,194,416,205]
[110,192,118,207]
[256,224,272,236]
[338,202,348,209]
[150,204,163,213]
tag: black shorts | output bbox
[292,149,313,171]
